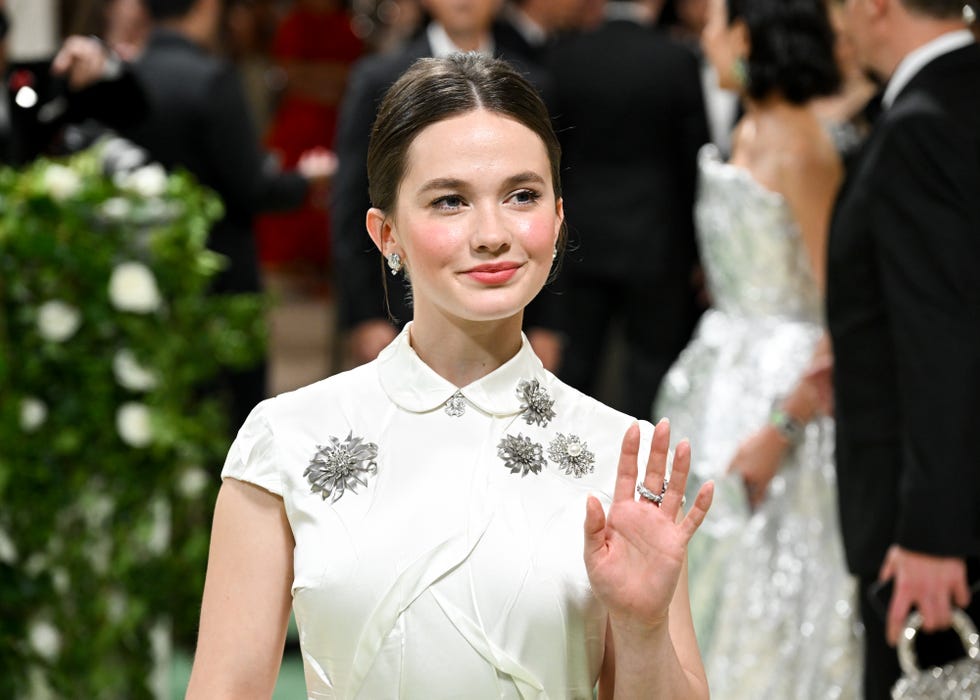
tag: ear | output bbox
[731,18,750,59]
[554,197,565,244]
[366,207,397,257]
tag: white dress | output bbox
[654,145,861,699]
[223,324,653,699]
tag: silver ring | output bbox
[636,483,663,505]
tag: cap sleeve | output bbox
[221,400,282,496]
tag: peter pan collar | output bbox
[377,323,546,416]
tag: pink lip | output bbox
[463,262,523,285]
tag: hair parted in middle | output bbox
[366,53,566,254]
[726,0,841,104]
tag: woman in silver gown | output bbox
[655,0,863,697]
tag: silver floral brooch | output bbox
[445,390,466,417]
[548,433,595,478]
[304,432,378,502]
[498,433,545,477]
[517,379,555,427]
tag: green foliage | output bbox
[0,144,265,698]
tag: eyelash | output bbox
[429,189,542,211]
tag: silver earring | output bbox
[552,247,558,261]
[386,252,403,275]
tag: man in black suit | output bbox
[120,0,332,429]
[826,1,979,697]
[547,0,709,418]
[331,0,559,369]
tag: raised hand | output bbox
[584,419,713,633]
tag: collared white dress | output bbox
[222,325,653,699]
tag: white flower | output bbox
[36,300,81,342]
[108,262,162,313]
[42,164,81,201]
[113,348,158,391]
[116,163,168,198]
[177,466,210,499]
[145,497,170,555]
[0,526,17,564]
[100,196,131,221]
[28,620,61,660]
[116,402,152,448]
[20,397,47,432]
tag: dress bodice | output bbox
[223,326,652,699]
[695,144,822,322]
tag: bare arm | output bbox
[185,478,294,699]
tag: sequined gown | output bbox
[655,145,860,699]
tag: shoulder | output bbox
[262,361,383,427]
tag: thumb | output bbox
[583,495,607,563]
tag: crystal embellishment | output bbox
[548,433,596,477]
[445,390,466,417]
[517,379,556,427]
[304,432,378,502]
[497,433,545,477]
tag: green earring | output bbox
[732,57,749,88]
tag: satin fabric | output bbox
[223,326,653,698]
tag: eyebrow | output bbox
[416,171,547,195]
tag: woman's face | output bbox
[701,0,746,92]
[372,109,562,329]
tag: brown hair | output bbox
[367,53,566,255]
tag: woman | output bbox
[186,54,714,699]
[654,0,862,697]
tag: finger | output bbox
[642,418,670,496]
[613,423,641,503]
[51,45,77,74]
[679,480,714,543]
[954,574,971,609]
[878,548,896,583]
[886,588,913,646]
[583,495,607,565]
[660,438,690,519]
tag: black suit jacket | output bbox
[827,43,980,577]
[547,21,708,281]
[122,29,308,293]
[330,27,555,330]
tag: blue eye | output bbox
[433,195,465,210]
[512,189,542,205]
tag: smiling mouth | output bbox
[463,262,523,285]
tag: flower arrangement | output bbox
[0,140,265,698]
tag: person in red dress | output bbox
[257,0,363,279]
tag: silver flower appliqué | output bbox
[548,433,596,477]
[304,432,378,502]
[498,433,546,477]
[516,379,555,427]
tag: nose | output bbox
[470,203,512,254]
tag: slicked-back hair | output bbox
[146,0,198,20]
[367,53,562,221]
[727,0,841,104]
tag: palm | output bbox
[584,421,713,630]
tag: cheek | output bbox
[516,212,559,254]
[402,221,461,274]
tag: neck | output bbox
[877,18,966,79]
[444,27,490,52]
[159,11,212,48]
[408,313,524,388]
